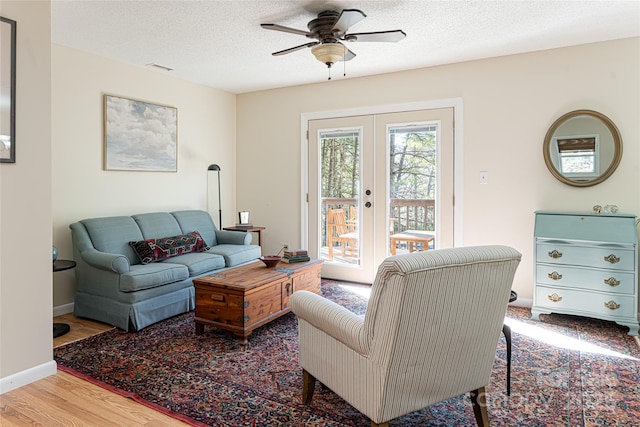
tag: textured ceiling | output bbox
[51,0,640,94]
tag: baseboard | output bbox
[510,297,532,308]
[53,302,74,317]
[0,360,57,394]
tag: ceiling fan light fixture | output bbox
[311,43,347,67]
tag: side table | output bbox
[53,259,76,338]
[223,225,266,247]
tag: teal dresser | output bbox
[532,211,639,336]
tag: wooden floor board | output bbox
[1,314,189,427]
[37,375,148,426]
[53,313,114,348]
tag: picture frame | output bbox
[1,17,17,163]
[103,94,178,171]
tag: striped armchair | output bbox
[290,245,521,427]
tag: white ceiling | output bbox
[51,0,640,94]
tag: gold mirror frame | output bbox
[543,109,622,187]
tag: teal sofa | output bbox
[69,210,261,331]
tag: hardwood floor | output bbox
[52,313,113,347]
[1,314,190,426]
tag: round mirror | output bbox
[543,110,622,187]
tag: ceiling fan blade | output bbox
[272,42,319,56]
[261,23,314,37]
[344,30,407,43]
[331,9,366,34]
[342,48,356,62]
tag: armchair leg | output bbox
[371,422,389,427]
[302,369,316,405]
[502,323,512,395]
[470,387,489,427]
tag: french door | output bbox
[308,108,454,283]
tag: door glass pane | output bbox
[320,129,360,265]
[388,124,437,256]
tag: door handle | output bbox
[365,202,372,208]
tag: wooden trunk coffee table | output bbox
[193,259,323,343]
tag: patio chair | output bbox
[327,208,358,260]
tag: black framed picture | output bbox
[0,16,16,163]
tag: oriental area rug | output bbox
[54,280,640,426]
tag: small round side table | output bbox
[53,259,76,338]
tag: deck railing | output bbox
[389,199,435,232]
[321,198,435,245]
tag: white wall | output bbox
[236,38,640,303]
[51,45,237,310]
[0,0,54,390]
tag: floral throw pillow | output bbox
[129,231,208,264]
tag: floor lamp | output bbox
[208,164,222,229]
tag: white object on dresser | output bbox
[532,211,639,336]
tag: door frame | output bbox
[300,98,464,254]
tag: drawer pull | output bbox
[548,250,563,259]
[285,282,291,296]
[604,300,620,310]
[548,271,563,280]
[604,277,620,287]
[603,254,620,264]
[547,293,562,303]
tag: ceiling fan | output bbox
[261,8,406,75]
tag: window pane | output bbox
[320,130,360,264]
[560,151,595,174]
[388,124,437,254]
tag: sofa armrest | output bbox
[215,230,252,245]
[290,290,368,355]
[70,221,131,273]
[81,248,130,273]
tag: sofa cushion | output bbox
[120,263,190,292]
[129,231,208,265]
[133,212,182,240]
[172,210,218,247]
[206,244,262,267]
[163,252,226,276]
[81,216,144,264]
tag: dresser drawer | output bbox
[535,285,636,319]
[536,264,636,295]
[536,242,635,271]
[535,212,635,243]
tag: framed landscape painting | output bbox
[103,94,177,171]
